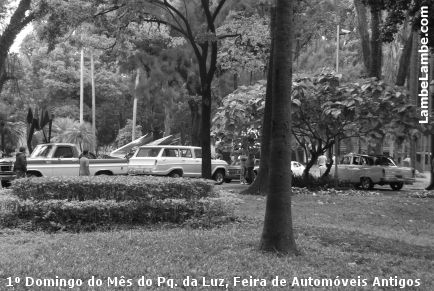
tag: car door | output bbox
[158,148,180,175]
[191,148,202,177]
[179,148,195,177]
[51,146,79,176]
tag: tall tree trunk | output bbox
[242,7,276,195]
[260,0,297,254]
[395,32,413,86]
[201,85,212,179]
[354,0,371,74]
[188,99,201,146]
[426,53,434,190]
[408,31,420,170]
[369,5,382,79]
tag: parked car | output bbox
[331,153,415,190]
[0,143,128,187]
[127,145,228,184]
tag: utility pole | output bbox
[334,0,340,185]
[91,52,96,153]
[80,48,84,124]
[132,68,140,141]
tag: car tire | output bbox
[390,182,403,191]
[169,171,182,178]
[213,171,225,185]
[360,177,373,190]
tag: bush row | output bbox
[10,176,215,201]
[292,174,354,190]
[0,195,238,231]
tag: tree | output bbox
[260,0,297,254]
[39,0,232,179]
[0,0,47,94]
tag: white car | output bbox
[127,145,228,184]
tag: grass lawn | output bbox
[0,187,433,290]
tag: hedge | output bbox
[10,176,215,201]
[1,196,237,231]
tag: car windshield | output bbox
[136,148,161,157]
[374,156,396,166]
[30,145,53,158]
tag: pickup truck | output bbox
[331,153,415,190]
[0,143,128,186]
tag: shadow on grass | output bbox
[299,225,434,260]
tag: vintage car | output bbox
[225,160,304,183]
[225,159,261,183]
[127,145,228,184]
[0,143,129,187]
[331,153,415,190]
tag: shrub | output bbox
[11,176,215,201]
[11,196,238,231]
[292,174,353,190]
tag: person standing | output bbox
[246,153,256,184]
[14,147,27,178]
[79,150,90,176]
[239,154,248,184]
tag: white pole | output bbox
[80,48,84,124]
[91,52,96,153]
[132,68,140,141]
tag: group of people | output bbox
[239,153,256,185]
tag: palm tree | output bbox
[260,0,297,254]
[52,117,95,151]
[0,103,26,154]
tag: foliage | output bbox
[217,11,270,74]
[212,81,266,153]
[51,117,95,151]
[10,176,215,201]
[114,119,143,148]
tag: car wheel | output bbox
[1,180,11,188]
[360,177,373,190]
[169,171,182,178]
[213,171,225,185]
[390,182,403,191]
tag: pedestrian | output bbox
[246,153,255,184]
[79,150,90,176]
[318,154,327,176]
[239,154,247,184]
[13,146,27,178]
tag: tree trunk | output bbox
[408,31,420,170]
[369,5,382,79]
[395,32,413,86]
[241,7,276,195]
[354,0,371,74]
[188,99,201,146]
[260,0,297,255]
[201,86,212,179]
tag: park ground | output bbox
[0,175,433,291]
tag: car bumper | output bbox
[380,177,415,185]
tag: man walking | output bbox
[79,150,90,176]
[14,147,27,178]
